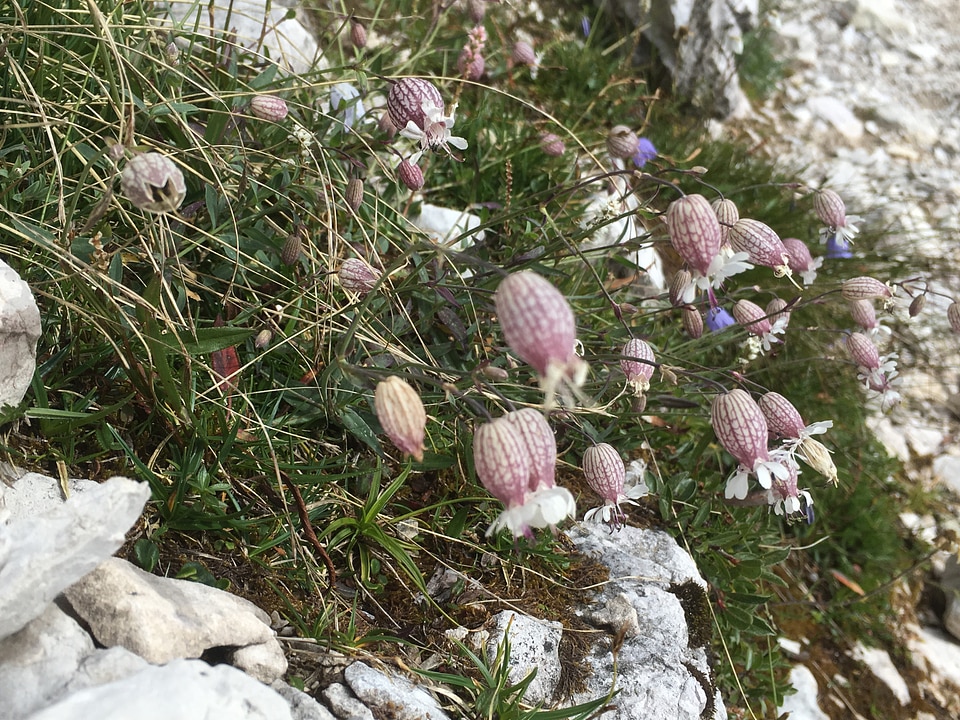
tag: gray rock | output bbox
[482,611,563,706]
[320,682,374,720]
[27,658,292,720]
[231,640,290,684]
[63,557,285,679]
[568,523,725,719]
[0,258,41,411]
[343,662,451,720]
[3,472,98,521]
[0,477,150,642]
[270,681,338,720]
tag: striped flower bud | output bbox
[766,298,790,330]
[345,177,364,212]
[711,389,771,472]
[120,152,186,214]
[782,238,822,285]
[620,338,655,394]
[457,50,485,81]
[338,258,381,294]
[669,270,693,307]
[948,302,960,333]
[467,0,486,23]
[908,294,926,318]
[767,459,811,517]
[682,306,704,338]
[539,132,565,157]
[583,443,626,505]
[494,271,584,385]
[841,276,891,301]
[758,392,806,440]
[732,299,771,337]
[711,198,739,247]
[473,417,530,511]
[374,376,427,461]
[505,408,557,492]
[249,94,289,122]
[280,231,303,266]
[607,125,639,160]
[814,189,846,228]
[728,219,790,275]
[849,298,878,332]
[398,159,424,191]
[512,40,537,66]
[388,78,445,132]
[665,194,722,276]
[846,332,880,370]
[350,21,367,48]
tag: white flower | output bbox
[676,248,753,305]
[400,98,468,155]
[800,255,823,286]
[818,214,861,245]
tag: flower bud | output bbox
[712,197,739,247]
[479,364,509,381]
[378,112,398,139]
[758,391,806,440]
[841,276,891,301]
[473,417,530,508]
[732,299,771,337]
[766,298,790,330]
[846,332,880,370]
[711,389,770,470]
[665,194,722,276]
[120,152,186,214]
[948,302,960,333]
[345,177,364,212]
[782,238,815,274]
[281,231,302,266]
[583,443,626,503]
[621,338,655,393]
[505,408,557,492]
[539,132,565,157]
[728,219,789,273]
[814,189,846,228]
[249,94,289,122]
[255,329,273,349]
[398,159,424,191]
[458,49,485,81]
[606,125,639,160]
[848,298,877,332]
[908,294,926,318]
[512,40,537,66]
[466,0,486,23]
[338,258,381,294]
[350,20,367,48]
[374,376,427,461]
[388,78,444,133]
[669,270,692,307]
[682,306,704,338]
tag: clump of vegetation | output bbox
[1,1,947,717]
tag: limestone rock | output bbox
[344,662,451,720]
[63,557,285,681]
[27,658,293,720]
[0,477,150,642]
[0,259,41,412]
[270,681,338,720]
[776,665,830,720]
[482,611,563,706]
[320,682,374,720]
[2,472,98,521]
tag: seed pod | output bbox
[387,77,444,132]
[398,159,424,191]
[841,276,891,301]
[682,306,703,338]
[350,20,367,48]
[120,152,186,214]
[669,269,692,307]
[338,258,381,294]
[374,376,427,461]
[539,132,565,157]
[798,437,838,484]
[607,125,639,160]
[711,389,770,469]
[620,338,655,391]
[782,238,816,274]
[249,94,289,122]
[665,194,722,275]
[814,189,846,228]
[908,293,926,317]
[758,392,806,440]
[505,408,557,492]
[766,298,790,329]
[255,329,273,349]
[728,219,789,271]
[582,443,626,504]
[846,332,880,370]
[848,298,877,332]
[280,231,302,266]
[494,271,577,378]
[711,198,739,247]
[345,177,364,212]
[948,302,960,333]
[473,417,530,507]
[512,40,537,66]
[732,299,771,337]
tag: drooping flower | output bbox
[632,138,657,168]
[766,458,813,518]
[397,155,425,191]
[339,258,382,294]
[511,39,542,78]
[848,298,887,336]
[607,125,639,160]
[620,338,655,396]
[758,392,833,444]
[473,418,534,538]
[782,238,823,285]
[815,189,860,245]
[846,332,899,395]
[705,306,736,332]
[494,271,587,403]
[711,389,791,500]
[728,219,791,277]
[387,78,468,155]
[249,94,289,122]
[825,235,854,259]
[712,198,739,248]
[582,443,646,527]
[733,299,786,352]
[766,298,791,332]
[120,152,186,214]
[374,376,427,461]
[841,276,892,302]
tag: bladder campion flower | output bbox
[841,276,892,301]
[607,125,639,160]
[620,338,655,396]
[539,133,565,157]
[949,302,960,333]
[847,332,900,408]
[711,389,791,500]
[120,152,186,214]
[782,238,823,285]
[582,443,646,527]
[815,189,860,245]
[388,78,467,155]
[374,376,427,461]
[505,408,576,527]
[732,299,786,352]
[766,458,813,519]
[682,306,704,338]
[728,219,791,277]
[249,94,289,122]
[711,197,739,247]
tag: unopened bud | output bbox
[345,177,364,212]
[669,270,692,307]
[255,329,273,349]
[479,364,509,381]
[398,159,424,191]
[539,132,565,157]
[512,40,537,66]
[338,258,381,294]
[711,197,739,246]
[281,231,302,266]
[841,276,891,301]
[681,306,703,338]
[350,21,367,48]
[466,0,486,23]
[374,376,427,462]
[249,94,289,122]
[814,189,847,228]
[607,125,639,160]
[908,293,926,318]
[948,302,960,334]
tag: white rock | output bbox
[777,665,830,720]
[483,611,563,706]
[2,472,98,521]
[851,0,916,38]
[158,0,324,75]
[907,623,960,690]
[866,416,910,462]
[344,662,451,720]
[805,96,864,142]
[850,642,910,705]
[270,681,338,720]
[28,658,292,720]
[321,682,374,720]
[904,426,943,458]
[0,477,150,642]
[0,258,41,410]
[230,639,290,684]
[411,204,485,254]
[64,557,285,680]
[932,454,960,496]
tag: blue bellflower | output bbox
[632,138,657,168]
[825,234,853,259]
[705,306,736,332]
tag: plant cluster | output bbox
[0,0,950,716]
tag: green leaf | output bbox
[133,538,160,572]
